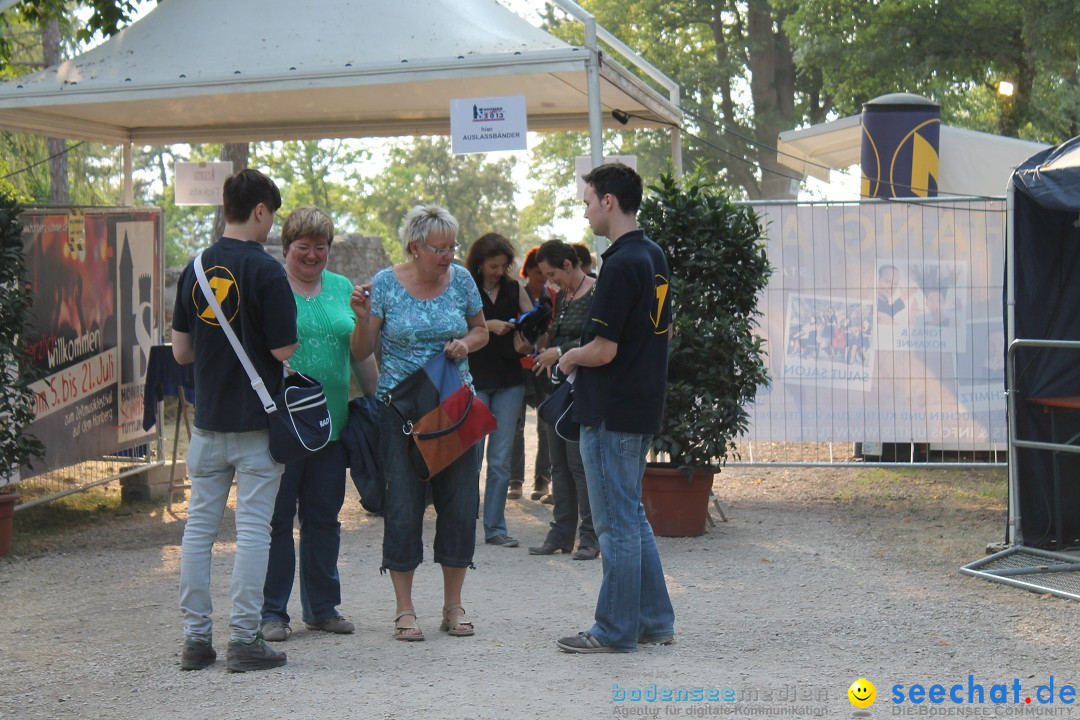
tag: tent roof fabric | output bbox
[777,115,1049,198]
[1012,135,1080,212]
[0,0,679,144]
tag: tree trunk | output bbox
[211,143,249,240]
[42,20,68,204]
[746,0,798,199]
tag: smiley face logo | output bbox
[848,678,876,708]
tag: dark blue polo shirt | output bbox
[173,237,297,433]
[573,229,672,434]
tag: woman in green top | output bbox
[260,207,376,642]
[528,240,600,560]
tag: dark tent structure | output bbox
[961,137,1080,600]
[1007,136,1080,550]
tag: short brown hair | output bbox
[582,162,642,214]
[222,169,281,224]
[281,206,334,256]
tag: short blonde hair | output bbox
[399,204,458,256]
[281,206,334,256]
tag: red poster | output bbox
[21,208,162,476]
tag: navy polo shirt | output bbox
[173,237,297,433]
[573,229,672,434]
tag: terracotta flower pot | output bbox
[0,492,19,558]
[641,465,714,537]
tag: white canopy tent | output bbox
[0,0,681,204]
[777,115,1047,197]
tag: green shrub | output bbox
[0,189,43,484]
[640,172,772,469]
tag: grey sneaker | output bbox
[225,633,286,672]
[485,534,519,548]
[638,634,676,646]
[304,615,355,634]
[180,637,216,670]
[260,621,291,642]
[556,631,631,654]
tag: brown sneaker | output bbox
[530,478,550,500]
[260,621,291,642]
[304,615,355,634]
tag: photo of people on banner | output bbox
[874,260,968,353]
[783,294,875,391]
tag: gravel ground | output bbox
[0,438,1077,720]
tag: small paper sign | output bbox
[174,161,234,206]
[450,95,528,154]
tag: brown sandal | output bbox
[393,610,425,641]
[440,604,475,637]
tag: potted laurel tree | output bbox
[637,171,771,537]
[0,187,44,558]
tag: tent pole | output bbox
[671,126,682,178]
[583,13,608,256]
[1005,181,1020,547]
[670,85,682,177]
[123,142,134,206]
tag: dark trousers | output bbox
[262,440,347,625]
[543,421,597,550]
[512,370,551,485]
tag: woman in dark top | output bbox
[466,234,533,548]
[528,240,599,560]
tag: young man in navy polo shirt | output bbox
[555,163,675,653]
[172,169,298,672]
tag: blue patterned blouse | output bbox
[371,263,483,396]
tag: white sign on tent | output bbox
[449,95,528,154]
[174,162,233,206]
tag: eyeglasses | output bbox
[422,241,460,257]
[290,243,329,255]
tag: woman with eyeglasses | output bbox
[259,206,377,646]
[350,204,488,642]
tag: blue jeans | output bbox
[262,440,347,626]
[476,384,526,539]
[179,428,284,643]
[580,423,675,650]
[379,405,480,571]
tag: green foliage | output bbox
[134,144,223,264]
[0,1,139,72]
[526,129,678,241]
[353,137,519,261]
[780,0,1080,142]
[640,171,772,469]
[0,188,44,483]
[253,139,370,231]
[0,132,127,205]
[535,0,819,202]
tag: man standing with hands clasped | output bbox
[555,163,675,653]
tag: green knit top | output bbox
[289,270,355,441]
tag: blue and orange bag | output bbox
[384,352,496,480]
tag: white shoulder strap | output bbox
[193,252,277,414]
